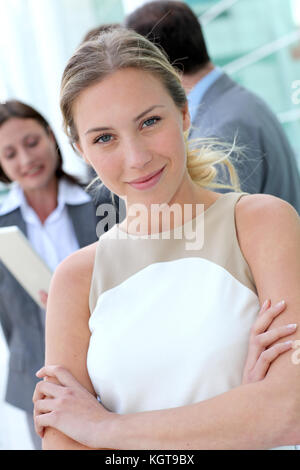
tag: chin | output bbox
[22,176,53,192]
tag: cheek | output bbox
[43,142,59,166]
[162,130,187,170]
[90,153,124,189]
[0,160,16,179]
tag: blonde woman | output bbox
[33,28,300,450]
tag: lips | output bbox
[128,165,166,191]
[23,165,44,177]
[129,167,165,184]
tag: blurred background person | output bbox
[125,0,300,213]
[0,100,99,449]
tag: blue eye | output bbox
[142,116,161,128]
[95,134,112,144]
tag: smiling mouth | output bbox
[127,166,166,191]
[23,165,44,177]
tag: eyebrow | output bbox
[2,133,38,151]
[2,145,14,152]
[84,105,165,135]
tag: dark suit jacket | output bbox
[87,181,126,227]
[190,73,300,213]
[0,198,99,412]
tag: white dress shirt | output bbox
[0,179,91,271]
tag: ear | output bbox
[182,101,191,133]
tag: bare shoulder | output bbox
[52,241,98,287]
[47,241,98,311]
[235,193,300,252]
[234,193,300,309]
[235,193,299,221]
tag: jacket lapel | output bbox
[189,73,238,138]
[200,73,237,107]
[67,202,98,248]
[0,208,27,236]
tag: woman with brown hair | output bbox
[0,100,99,448]
[32,29,300,449]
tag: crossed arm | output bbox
[33,195,300,449]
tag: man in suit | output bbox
[125,0,300,213]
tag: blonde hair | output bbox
[60,27,240,192]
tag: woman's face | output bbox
[0,118,59,192]
[74,67,191,208]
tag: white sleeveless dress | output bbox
[87,192,297,450]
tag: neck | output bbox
[121,173,218,236]
[23,178,59,224]
[181,62,215,94]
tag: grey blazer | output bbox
[0,199,99,413]
[190,73,300,213]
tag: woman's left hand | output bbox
[33,365,114,448]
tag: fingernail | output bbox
[284,340,293,345]
[277,300,286,307]
[287,323,297,329]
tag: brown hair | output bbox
[60,27,240,191]
[125,0,210,74]
[0,100,80,185]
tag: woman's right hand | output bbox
[242,299,297,385]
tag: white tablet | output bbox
[0,225,53,308]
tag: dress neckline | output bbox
[111,192,241,241]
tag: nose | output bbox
[125,137,152,170]
[18,148,35,170]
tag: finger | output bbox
[33,380,64,403]
[33,401,48,438]
[253,323,297,349]
[33,397,57,438]
[245,322,297,372]
[250,341,293,381]
[36,365,78,388]
[252,300,286,336]
[34,398,54,416]
[258,299,270,316]
[34,418,45,439]
[35,411,56,437]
